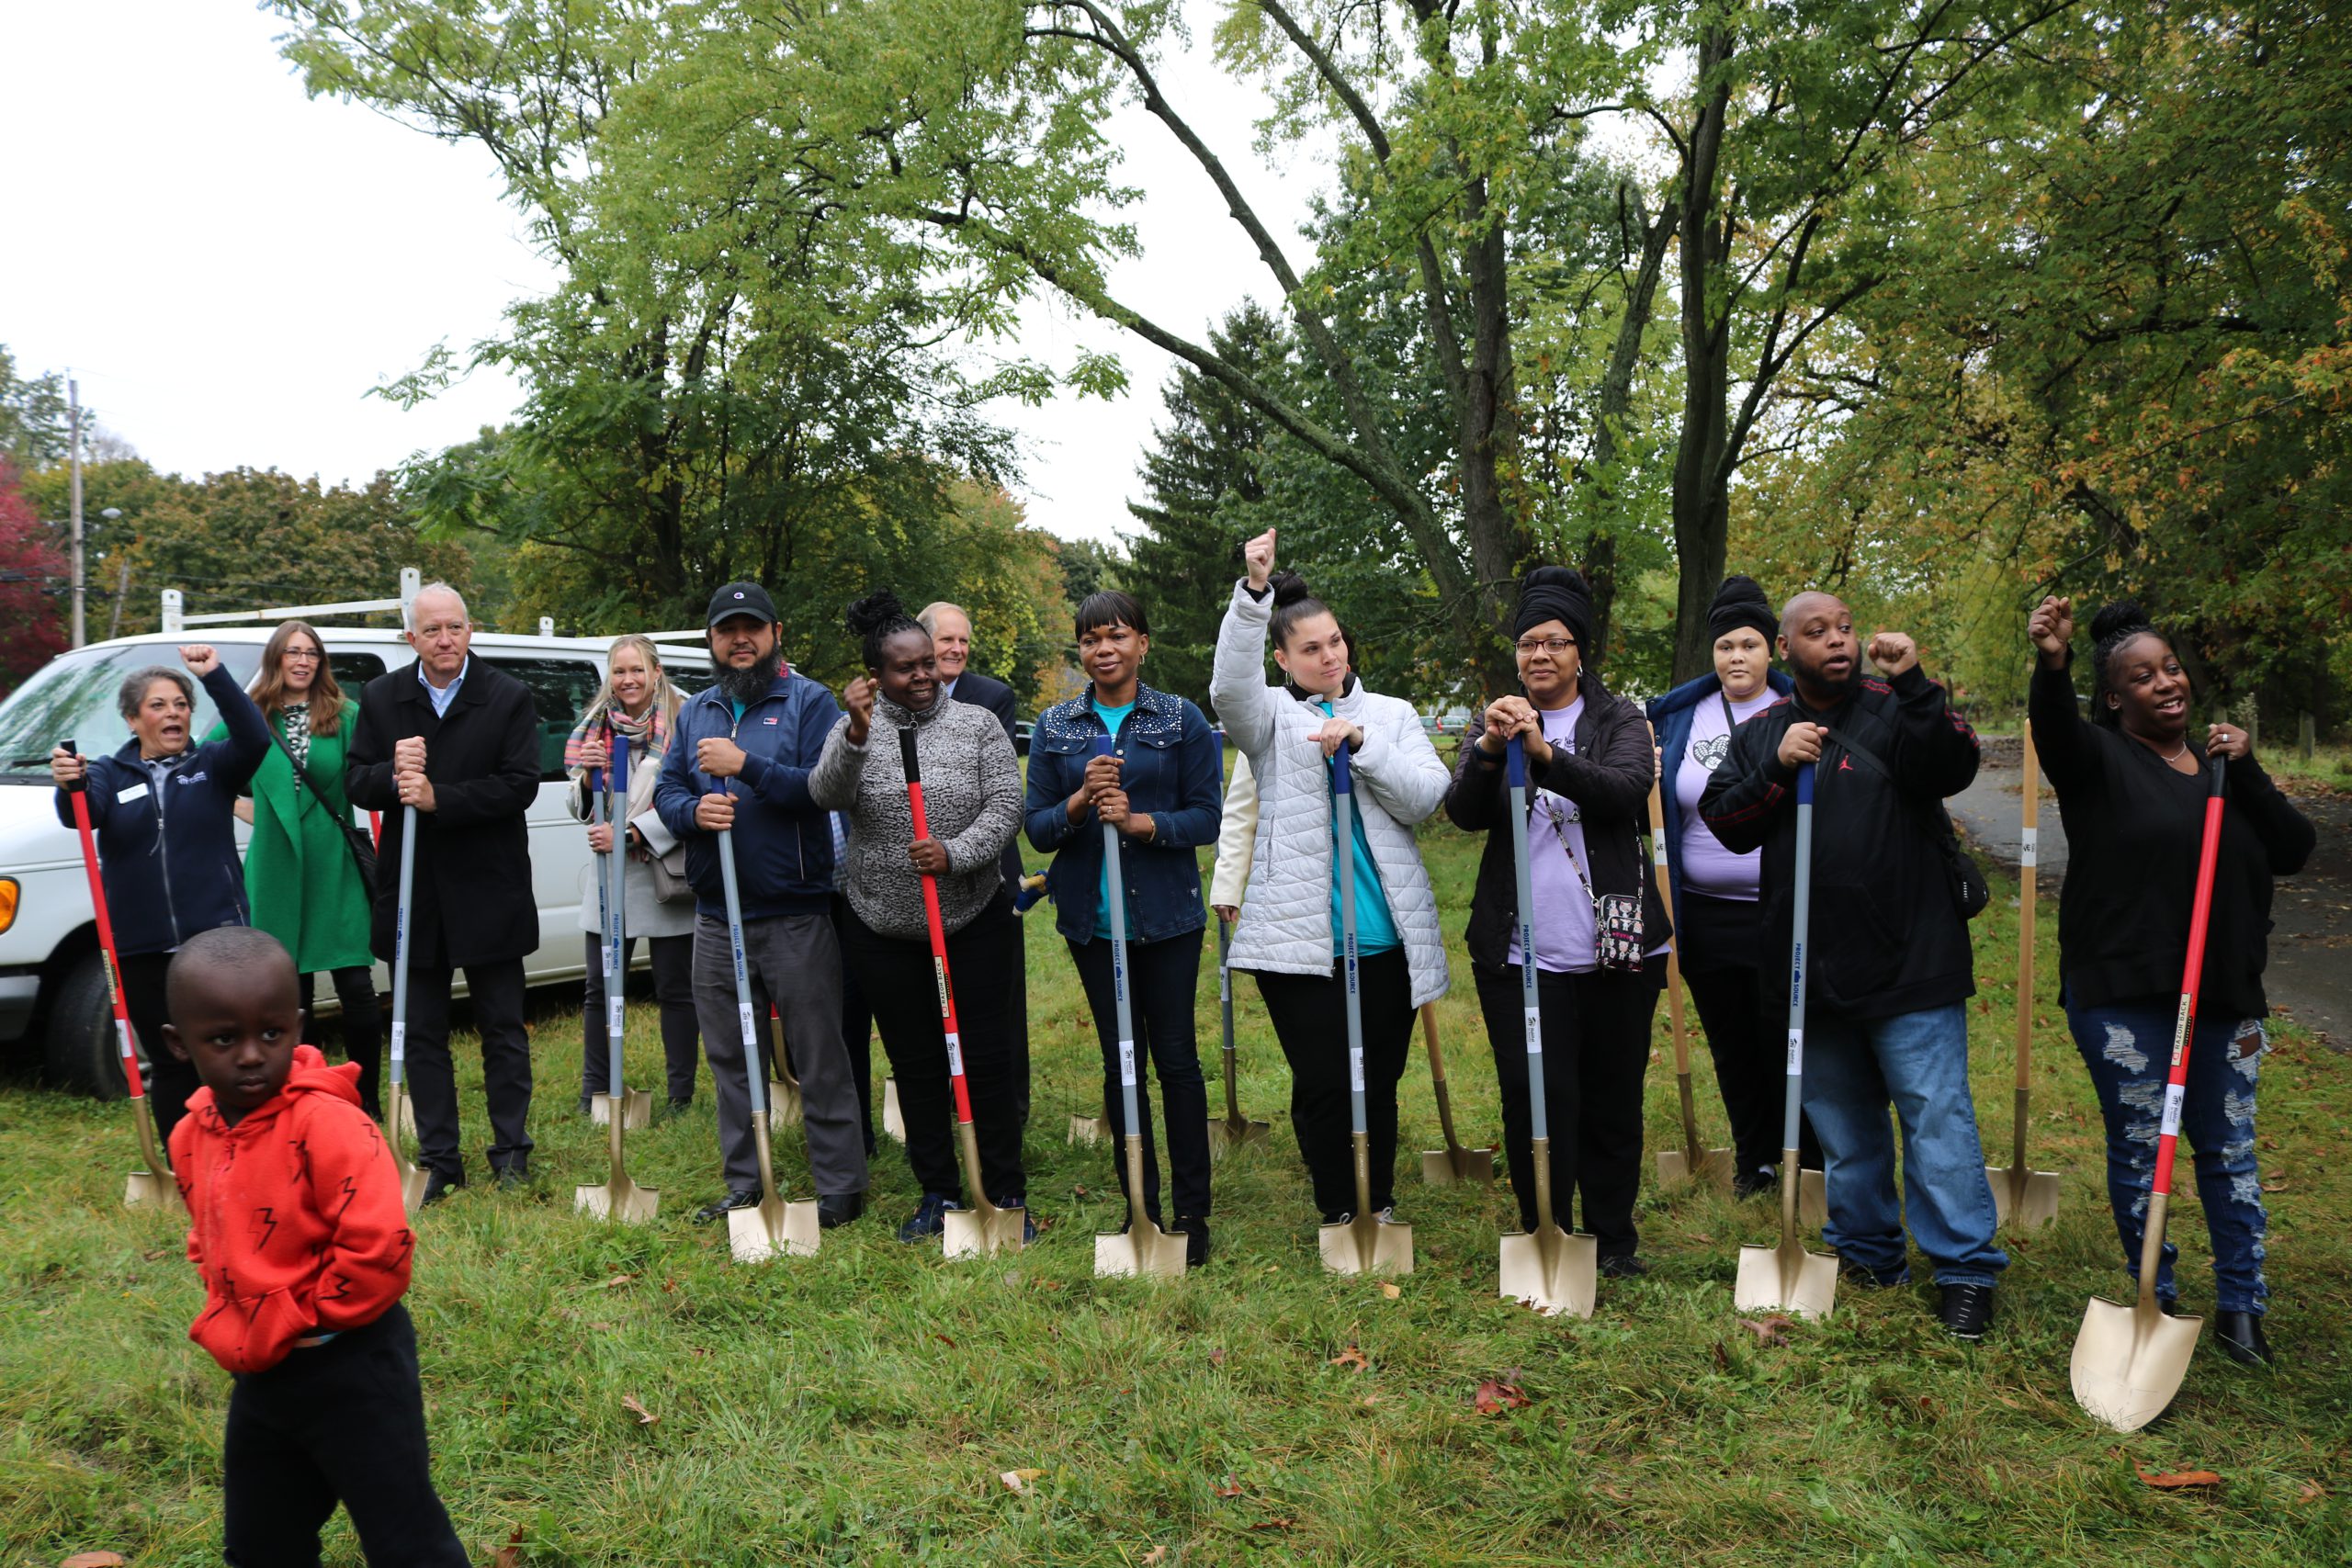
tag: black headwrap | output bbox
[1513,565,1594,648]
[1706,575,1777,643]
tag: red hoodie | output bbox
[167,1044,415,1374]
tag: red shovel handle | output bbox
[2152,755,2230,1200]
[899,728,974,1125]
[61,742,145,1100]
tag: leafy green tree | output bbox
[0,347,75,470]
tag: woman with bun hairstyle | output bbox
[1444,566,1671,1275]
[809,590,1027,1244]
[1646,575,1808,1197]
[210,620,385,1118]
[563,634,699,1116]
[1208,527,1451,1230]
[2029,595,2313,1366]
[1024,590,1224,1265]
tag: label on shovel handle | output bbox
[608,995,624,1032]
[1349,1048,1365,1093]
[114,1018,136,1068]
[390,1021,406,1066]
[2160,1081,2185,1139]
[1118,1038,1137,1087]
[2019,827,2038,868]
[1523,1009,1542,1054]
[737,1003,757,1050]
[944,1030,965,1078]
[1219,966,1231,1003]
[1786,1028,1804,1073]
[604,944,616,977]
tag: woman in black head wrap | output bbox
[1645,575,1810,1196]
[1442,566,1673,1279]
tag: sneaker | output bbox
[818,1192,865,1230]
[1597,1254,1649,1280]
[1838,1257,1911,1290]
[1021,1213,1039,1246]
[898,1192,960,1242]
[1175,1215,1211,1268]
[693,1188,763,1225]
[1939,1283,1996,1341]
[2213,1310,2272,1368]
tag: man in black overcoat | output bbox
[347,582,543,1200]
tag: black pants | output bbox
[1251,947,1416,1219]
[841,891,1025,1206]
[220,1303,467,1567]
[1069,926,1212,1219]
[402,957,531,1182]
[833,895,876,1156]
[300,966,383,1121]
[1474,959,1663,1258]
[1677,890,1820,1178]
[580,932,699,1106]
[121,950,198,1159]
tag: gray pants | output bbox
[693,911,869,1197]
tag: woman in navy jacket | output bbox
[1645,576,1804,1196]
[1024,591,1223,1264]
[50,644,270,1148]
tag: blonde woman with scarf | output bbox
[566,634,700,1115]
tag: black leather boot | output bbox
[2213,1310,2272,1367]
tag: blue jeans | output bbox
[1802,1003,2007,1288]
[2064,994,2268,1314]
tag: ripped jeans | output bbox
[2064,992,2268,1314]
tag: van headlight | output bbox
[0,877,16,935]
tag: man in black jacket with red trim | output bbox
[1700,592,2007,1339]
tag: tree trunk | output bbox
[1669,21,1736,686]
[1456,179,1526,694]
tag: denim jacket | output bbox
[1023,683,1222,945]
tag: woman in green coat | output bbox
[216,620,384,1115]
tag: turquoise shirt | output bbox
[1322,700,1398,955]
[1091,698,1136,939]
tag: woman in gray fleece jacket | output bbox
[809,591,1026,1243]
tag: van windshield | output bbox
[0,643,264,782]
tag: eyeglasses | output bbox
[281,649,322,663]
[1514,637,1577,656]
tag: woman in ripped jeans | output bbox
[2028,595,2316,1367]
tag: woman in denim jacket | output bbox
[1024,591,1224,1264]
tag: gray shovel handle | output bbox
[1095,736,1143,1138]
[1332,746,1367,1138]
[716,794,767,1121]
[389,804,418,1090]
[1783,761,1816,1150]
[1506,739,1547,1141]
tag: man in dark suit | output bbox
[919,601,1028,1122]
[346,582,543,1201]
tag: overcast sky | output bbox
[1,2,1325,549]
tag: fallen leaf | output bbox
[934,1334,958,1348]
[1072,1185,1089,1198]
[1143,1549,1168,1565]
[2297,1480,2326,1505]
[1250,1517,1297,1532]
[1740,1315,1796,1347]
[1329,1345,1370,1372]
[1473,1378,1532,1415]
[491,1525,525,1568]
[62,1554,128,1568]
[1689,1233,1714,1245]
[1217,1472,1244,1498]
[662,1276,678,1293]
[1710,1340,1730,1371]
[1380,1281,1402,1300]
[2135,1466,2222,1490]
[1206,1346,1227,1367]
[2262,1180,2290,1192]
[621,1393,659,1427]
[600,1272,636,1290]
[1599,1482,1633,1502]
[1000,1468,1046,1494]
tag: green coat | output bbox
[207,699,376,974]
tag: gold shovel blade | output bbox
[394,1094,418,1143]
[729,1194,820,1263]
[591,1089,653,1131]
[2071,1295,2202,1432]
[1421,1146,1497,1187]
[944,1204,1027,1259]
[1317,1213,1414,1276]
[574,1173,662,1224]
[1734,1235,1838,1318]
[1655,1146,1736,1190]
[1989,1165,2063,1231]
[1799,1168,1828,1229]
[1205,1117,1271,1156]
[1499,1224,1597,1318]
[880,1078,905,1141]
[124,1169,173,1209]
[766,1079,802,1129]
[1067,1113,1104,1147]
[397,1161,428,1215]
[1095,1219,1188,1279]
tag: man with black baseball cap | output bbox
[653,581,870,1225]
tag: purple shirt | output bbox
[1508,699,1598,974]
[1675,685,1779,899]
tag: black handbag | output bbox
[268,724,379,897]
[1820,725,1989,920]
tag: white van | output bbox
[0,581,712,1096]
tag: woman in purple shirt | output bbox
[1645,576,1805,1197]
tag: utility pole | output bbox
[68,377,85,648]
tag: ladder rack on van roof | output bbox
[163,569,424,635]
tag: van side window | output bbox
[327,651,385,700]
[492,658,608,782]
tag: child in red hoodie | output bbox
[164,926,468,1566]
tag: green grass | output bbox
[6,830,2351,1565]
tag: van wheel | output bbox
[44,953,129,1100]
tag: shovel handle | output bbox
[1095,734,1143,1140]
[900,728,974,1126]
[60,745,145,1100]
[1506,738,1547,1140]
[1783,762,1815,1154]
[2150,755,2228,1203]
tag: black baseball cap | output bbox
[706,581,778,627]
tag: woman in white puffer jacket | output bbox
[1209,527,1450,1227]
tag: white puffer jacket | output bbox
[1208,581,1451,1005]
